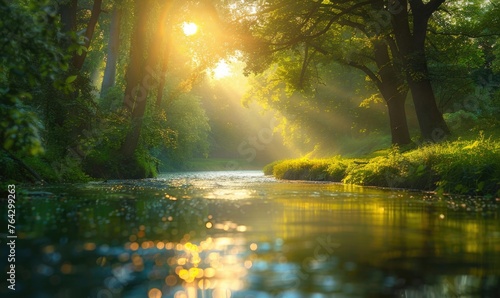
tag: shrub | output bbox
[263,160,283,175]
[265,133,500,196]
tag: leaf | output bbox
[65,75,77,84]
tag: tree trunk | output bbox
[385,93,411,145]
[155,26,172,108]
[59,0,77,34]
[101,7,122,97]
[372,33,412,145]
[73,0,103,70]
[408,78,449,141]
[391,0,450,142]
[120,0,153,160]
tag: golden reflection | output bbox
[60,263,73,274]
[148,288,162,298]
[102,183,498,296]
[152,233,249,295]
[137,230,145,238]
[43,245,55,254]
[198,278,212,289]
[83,242,96,251]
[165,274,177,286]
[129,242,139,251]
[236,225,247,232]
[204,267,216,278]
[156,241,165,249]
[174,291,187,298]
[244,260,252,269]
[207,189,253,200]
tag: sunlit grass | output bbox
[265,132,500,197]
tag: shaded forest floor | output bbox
[263,127,500,198]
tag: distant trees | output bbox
[100,6,121,96]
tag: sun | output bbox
[182,22,198,36]
[212,60,231,79]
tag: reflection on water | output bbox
[1,171,499,297]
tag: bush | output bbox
[263,160,282,175]
[427,135,500,196]
[270,157,349,182]
[264,133,500,196]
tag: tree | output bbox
[100,6,122,96]
[115,0,234,177]
[235,0,412,145]
[234,0,464,145]
[426,0,500,130]
[391,0,450,141]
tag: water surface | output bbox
[1,171,499,297]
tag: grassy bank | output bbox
[264,134,500,197]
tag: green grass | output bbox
[264,132,500,197]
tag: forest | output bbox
[1,0,499,195]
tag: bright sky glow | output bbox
[212,60,231,79]
[182,22,198,36]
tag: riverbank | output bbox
[264,133,500,197]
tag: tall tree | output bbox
[118,0,232,172]
[391,0,450,141]
[119,0,154,161]
[101,6,122,96]
[59,0,103,71]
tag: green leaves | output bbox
[1,1,70,156]
[65,75,77,84]
[1,96,44,156]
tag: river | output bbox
[1,171,499,297]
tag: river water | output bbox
[1,171,499,297]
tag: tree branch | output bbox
[428,28,500,38]
[269,0,372,47]
[347,61,382,89]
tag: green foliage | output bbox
[263,160,283,175]
[272,158,330,181]
[267,133,500,197]
[423,134,500,196]
[158,94,211,170]
[134,146,159,178]
[0,1,71,155]
[272,157,350,182]
[0,98,43,155]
